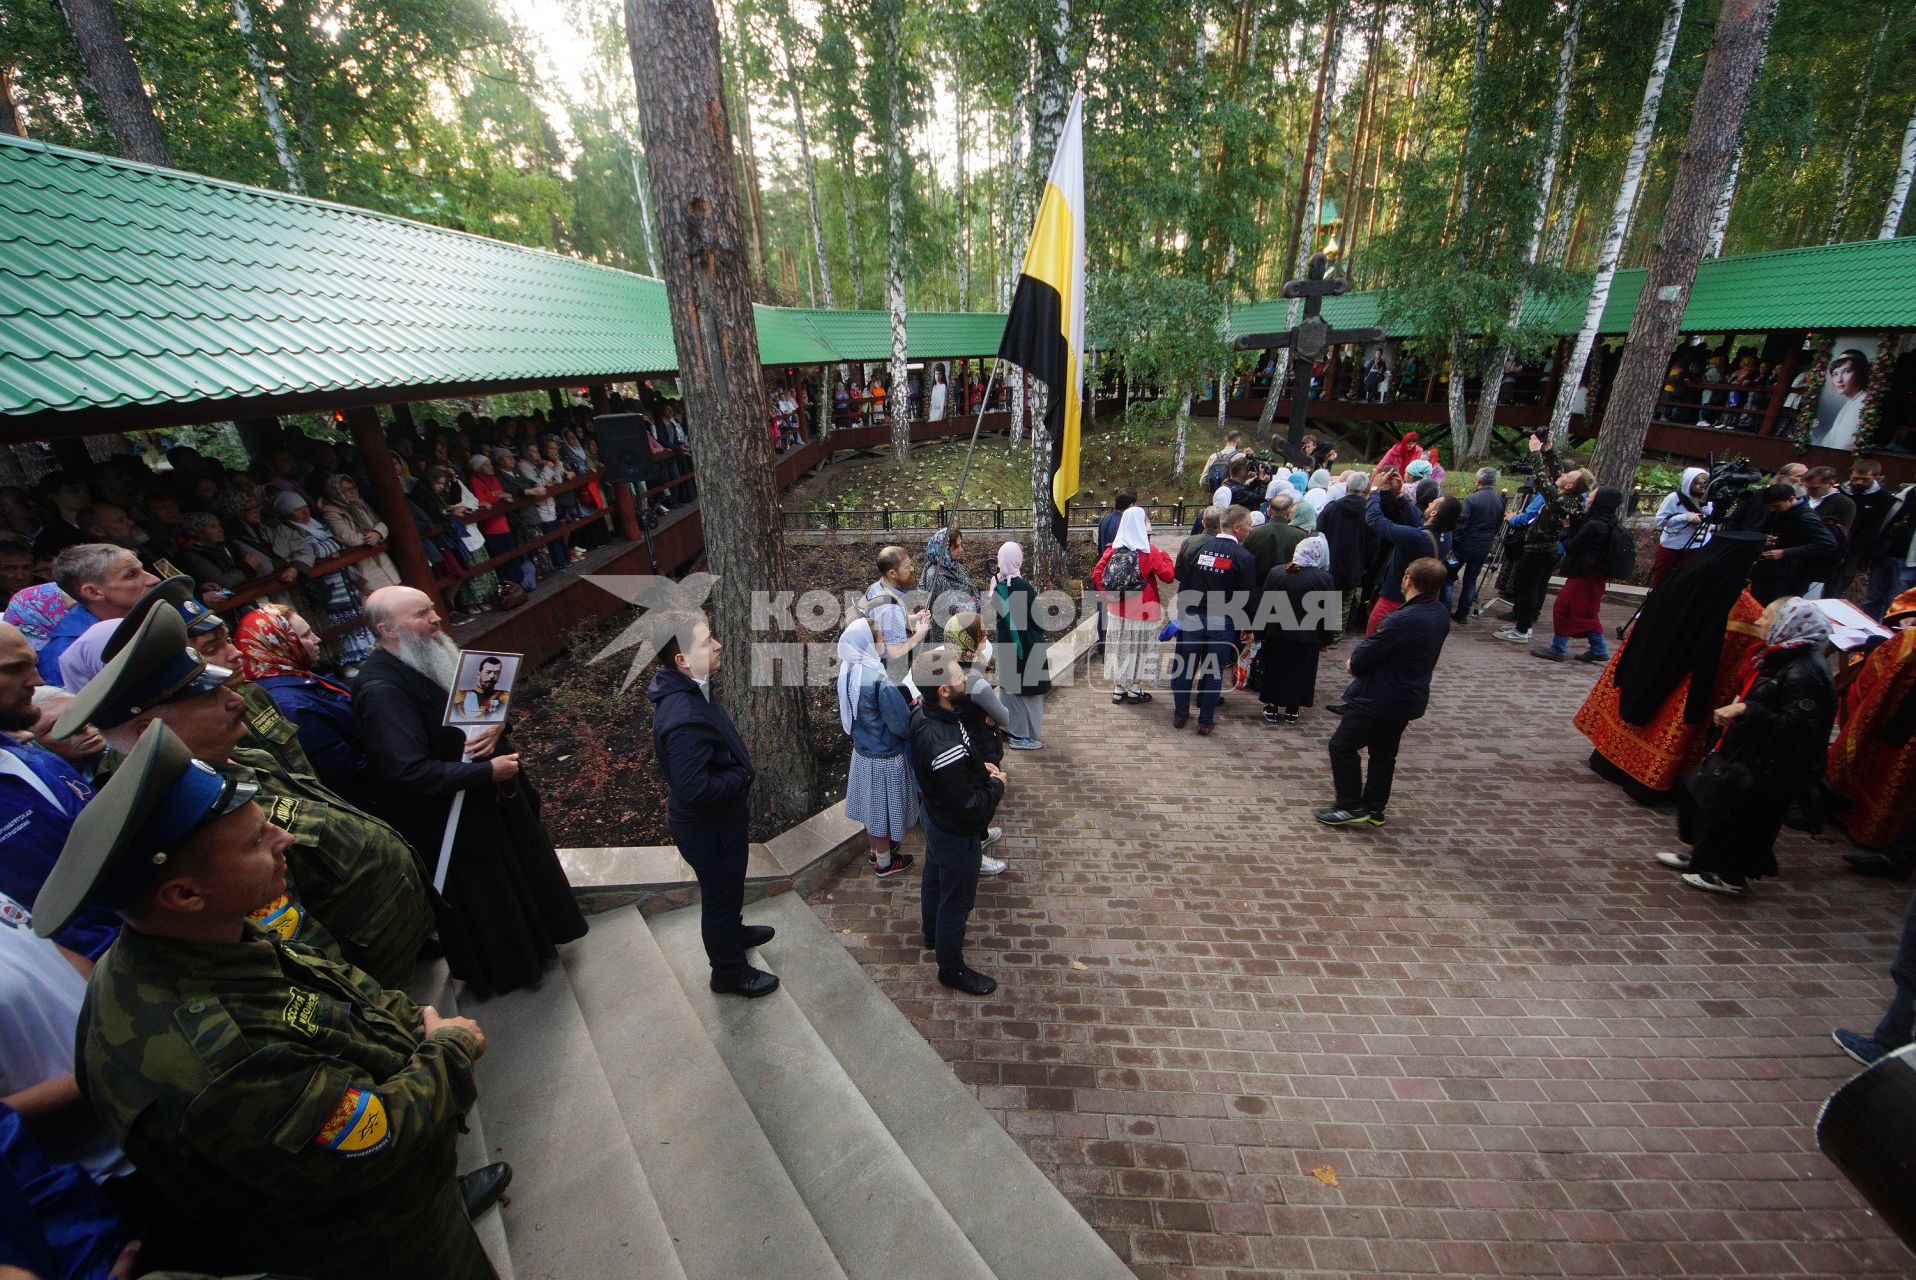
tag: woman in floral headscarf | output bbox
[2,583,73,652]
[1662,597,1837,897]
[236,602,377,812]
[919,525,979,624]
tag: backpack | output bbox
[1604,520,1637,580]
[1103,546,1145,593]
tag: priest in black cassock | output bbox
[354,585,586,998]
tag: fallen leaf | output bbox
[841,928,852,935]
[1071,960,1089,971]
[1310,1165,1339,1188]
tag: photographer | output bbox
[1652,468,1712,586]
[1747,482,1839,605]
[1496,433,1591,646]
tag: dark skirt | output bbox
[440,779,589,999]
[1258,636,1322,710]
[1679,770,1789,885]
[1553,572,1607,637]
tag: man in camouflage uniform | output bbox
[32,721,497,1280]
[59,603,432,987]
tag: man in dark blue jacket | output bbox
[1171,505,1259,734]
[1315,557,1452,828]
[910,648,1005,995]
[1363,469,1440,635]
[648,613,777,998]
[1451,468,1508,623]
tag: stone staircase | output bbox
[432,891,1133,1280]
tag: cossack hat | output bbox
[53,603,232,737]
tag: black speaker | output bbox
[1818,1046,1916,1253]
[593,413,660,486]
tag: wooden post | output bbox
[588,385,611,414]
[1322,347,1341,401]
[391,402,415,430]
[546,387,565,414]
[1758,334,1805,438]
[613,482,642,540]
[345,406,442,610]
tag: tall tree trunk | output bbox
[838,144,860,306]
[1174,392,1192,483]
[59,0,171,165]
[1010,366,1027,449]
[229,0,302,193]
[1257,3,1341,439]
[882,0,909,461]
[1548,176,1581,266]
[729,4,768,278]
[1592,0,1774,491]
[628,143,658,275]
[1544,0,1685,441]
[622,0,812,824]
[1705,15,1771,259]
[1885,101,1916,239]
[1828,12,1889,244]
[779,22,834,308]
[1444,0,1492,454]
[0,64,26,136]
[955,60,970,310]
[1028,380,1063,586]
[1466,0,1581,461]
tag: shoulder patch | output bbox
[312,1086,391,1156]
[283,988,321,1037]
[250,892,304,941]
[268,795,300,829]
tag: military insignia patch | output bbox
[269,796,299,828]
[251,893,303,941]
[312,1087,390,1156]
[283,988,321,1037]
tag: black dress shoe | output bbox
[938,966,998,996]
[460,1162,513,1219]
[709,967,780,998]
[1842,852,1914,880]
[1326,703,1347,715]
[740,924,776,948]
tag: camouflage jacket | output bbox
[77,925,493,1280]
[225,746,433,991]
[237,680,320,782]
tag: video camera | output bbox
[1703,457,1767,528]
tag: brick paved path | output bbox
[809,601,1913,1278]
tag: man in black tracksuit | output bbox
[1172,504,1260,734]
[910,648,1005,996]
[1315,557,1452,828]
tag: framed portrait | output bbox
[1810,333,1882,451]
[443,650,522,726]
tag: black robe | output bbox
[353,648,586,998]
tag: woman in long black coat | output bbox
[1667,598,1837,897]
[1258,534,1338,724]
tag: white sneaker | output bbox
[979,853,1007,876]
[1655,851,1691,870]
[1681,871,1746,897]
[983,826,1003,848]
[1495,627,1531,643]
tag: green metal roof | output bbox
[2,132,1910,435]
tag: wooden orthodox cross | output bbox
[1233,251,1385,460]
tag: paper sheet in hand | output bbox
[1811,598,1891,651]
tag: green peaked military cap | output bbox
[33,720,257,938]
[103,575,226,653]
[52,602,233,738]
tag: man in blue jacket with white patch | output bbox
[648,612,778,998]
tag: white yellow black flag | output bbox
[997,90,1084,544]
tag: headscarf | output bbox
[322,474,379,532]
[1112,506,1152,553]
[179,510,222,541]
[1406,459,1433,481]
[467,454,492,474]
[1587,486,1625,521]
[1287,472,1309,497]
[270,490,310,519]
[214,489,258,521]
[1676,466,1709,513]
[1613,531,1764,726]
[236,602,314,681]
[58,618,120,691]
[1886,587,1916,627]
[1288,499,1317,532]
[1290,534,1329,571]
[4,583,74,651]
[944,613,981,658]
[1762,598,1832,652]
[926,526,957,570]
[1308,469,1331,491]
[995,541,1023,585]
[834,618,884,734]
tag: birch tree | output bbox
[876,0,910,460]
[776,3,834,307]
[229,0,301,192]
[1543,0,1685,442]
[1463,0,1582,461]
[1827,13,1890,244]
[1885,102,1916,239]
[1444,0,1493,454]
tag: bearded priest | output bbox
[354,586,586,998]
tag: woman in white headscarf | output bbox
[1303,469,1335,515]
[836,618,918,878]
[1092,506,1175,704]
[989,542,1049,748]
[1652,466,1712,586]
[1257,534,1338,725]
[266,491,374,665]
[1662,597,1837,897]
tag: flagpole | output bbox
[949,359,1003,513]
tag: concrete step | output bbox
[564,906,845,1280]
[650,902,996,1280]
[757,894,1135,1280]
[469,963,687,1280]
[406,958,514,1280]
